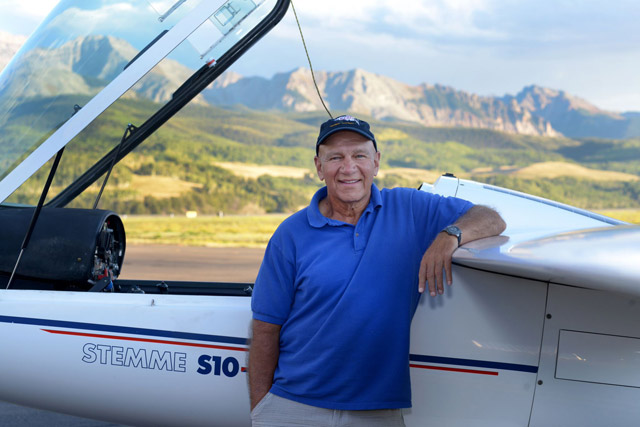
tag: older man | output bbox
[249,115,505,426]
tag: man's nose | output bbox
[340,156,356,173]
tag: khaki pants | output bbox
[251,392,406,427]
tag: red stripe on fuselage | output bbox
[410,363,498,376]
[42,329,248,352]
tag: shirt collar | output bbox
[307,184,382,228]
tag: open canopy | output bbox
[0,0,288,205]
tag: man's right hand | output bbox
[418,231,458,296]
[248,319,281,410]
[418,205,506,296]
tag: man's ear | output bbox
[314,156,324,181]
[373,151,380,177]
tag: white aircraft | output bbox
[1,1,639,426]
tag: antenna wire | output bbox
[290,0,333,119]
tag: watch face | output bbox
[445,225,461,235]
[444,225,462,244]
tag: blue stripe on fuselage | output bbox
[0,315,247,345]
[410,354,538,373]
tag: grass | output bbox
[470,161,639,182]
[511,162,639,182]
[594,209,640,224]
[213,161,313,179]
[377,167,442,184]
[127,175,202,199]
[122,214,288,248]
[122,208,640,249]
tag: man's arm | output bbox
[248,319,281,411]
[418,205,506,296]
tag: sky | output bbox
[0,0,638,112]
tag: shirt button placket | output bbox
[354,225,363,251]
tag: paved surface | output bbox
[1,245,265,426]
[119,244,265,283]
[0,401,122,426]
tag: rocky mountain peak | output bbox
[209,70,244,89]
[515,85,560,111]
[1,32,197,103]
[61,35,138,81]
[203,68,563,136]
[515,84,614,117]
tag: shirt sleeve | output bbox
[251,236,296,325]
[410,190,474,252]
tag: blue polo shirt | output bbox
[251,184,473,410]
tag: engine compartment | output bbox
[0,206,253,296]
[0,207,125,291]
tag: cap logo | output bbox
[316,114,376,153]
[330,115,360,127]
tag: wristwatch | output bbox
[442,225,462,247]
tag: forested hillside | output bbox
[7,98,640,214]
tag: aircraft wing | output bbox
[423,176,640,296]
[455,226,640,295]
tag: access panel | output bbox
[530,284,640,426]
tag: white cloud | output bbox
[46,3,137,37]
[0,0,58,35]
[288,0,498,41]
[2,0,58,19]
[379,0,497,38]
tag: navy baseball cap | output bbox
[316,115,377,154]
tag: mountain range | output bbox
[206,68,640,140]
[1,32,638,140]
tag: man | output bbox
[249,115,505,426]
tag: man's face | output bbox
[314,131,380,207]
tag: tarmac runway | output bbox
[1,244,265,426]
[118,244,265,283]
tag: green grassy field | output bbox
[122,214,288,248]
[122,209,640,249]
[594,209,640,224]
